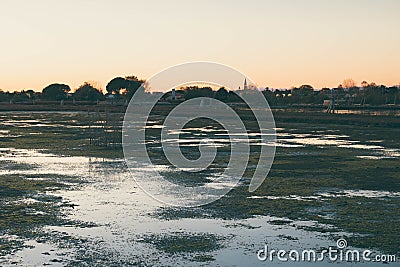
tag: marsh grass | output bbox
[0,173,88,256]
[1,110,399,259]
[141,232,223,254]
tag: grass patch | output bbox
[0,174,88,257]
[140,232,223,254]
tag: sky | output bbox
[0,0,399,92]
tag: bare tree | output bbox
[343,78,356,89]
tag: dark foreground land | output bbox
[0,107,399,265]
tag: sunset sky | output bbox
[0,0,399,92]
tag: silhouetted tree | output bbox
[73,82,104,101]
[183,86,214,99]
[25,89,36,103]
[11,90,30,103]
[26,89,35,99]
[41,83,70,100]
[299,85,314,90]
[214,87,228,101]
[361,81,369,88]
[124,76,143,100]
[293,85,314,95]
[106,76,144,98]
[106,77,126,95]
[0,90,13,103]
[262,89,277,106]
[227,91,242,102]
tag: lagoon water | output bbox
[0,112,399,266]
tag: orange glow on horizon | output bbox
[0,1,398,92]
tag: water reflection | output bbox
[1,112,399,265]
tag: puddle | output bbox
[0,240,71,267]
[319,190,400,199]
[147,125,400,159]
[250,189,400,202]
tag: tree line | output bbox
[263,81,400,106]
[0,76,144,103]
[168,81,400,107]
[1,77,399,106]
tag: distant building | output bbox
[238,78,255,92]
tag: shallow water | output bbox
[3,147,391,266]
[0,112,399,266]
[0,148,348,266]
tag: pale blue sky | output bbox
[0,0,399,91]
